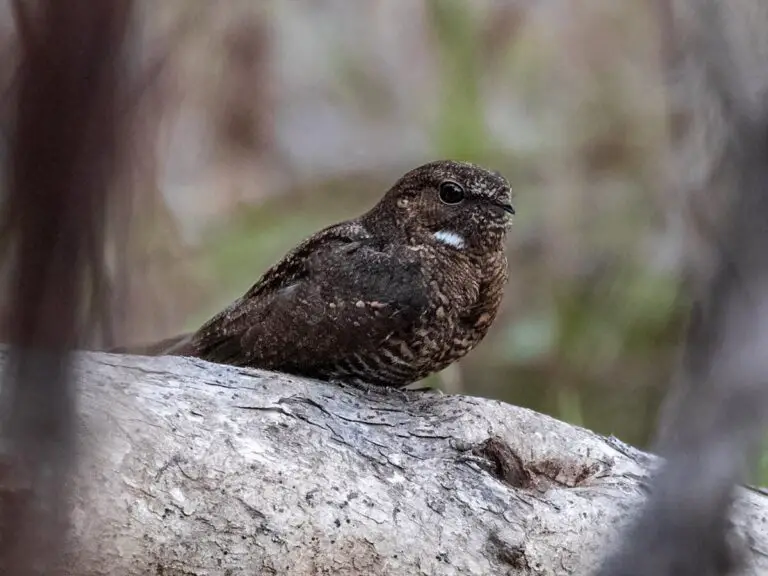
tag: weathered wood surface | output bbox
[57,351,768,575]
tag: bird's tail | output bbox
[109,332,195,357]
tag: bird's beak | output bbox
[495,202,515,215]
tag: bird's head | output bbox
[368,160,514,253]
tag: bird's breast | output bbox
[410,249,507,364]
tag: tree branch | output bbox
[49,350,768,575]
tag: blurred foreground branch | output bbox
[0,1,136,574]
[594,1,768,574]
[32,350,768,575]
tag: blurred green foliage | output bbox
[427,0,491,164]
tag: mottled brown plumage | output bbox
[126,160,514,387]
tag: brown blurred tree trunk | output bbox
[0,1,136,574]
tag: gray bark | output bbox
[52,351,768,575]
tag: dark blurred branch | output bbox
[0,1,135,574]
[595,1,768,574]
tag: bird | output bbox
[116,160,515,388]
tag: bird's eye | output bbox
[438,181,465,205]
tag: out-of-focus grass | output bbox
[427,0,491,164]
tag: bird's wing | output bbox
[244,221,373,300]
[191,236,431,384]
[189,221,371,351]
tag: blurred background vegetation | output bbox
[24,1,700,452]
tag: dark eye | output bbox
[438,181,465,205]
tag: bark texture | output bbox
[51,350,768,575]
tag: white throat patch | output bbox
[433,230,466,250]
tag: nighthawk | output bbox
[118,160,514,388]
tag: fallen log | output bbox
[53,350,768,575]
